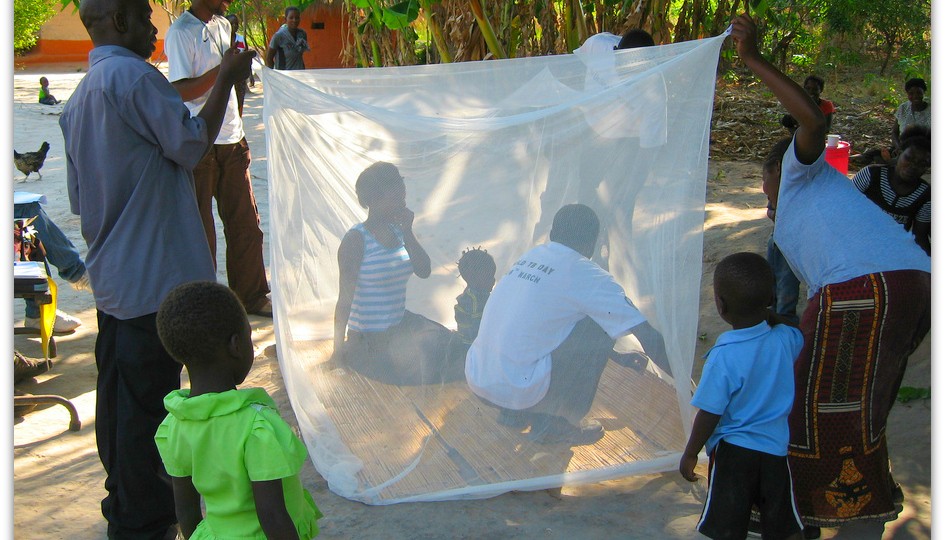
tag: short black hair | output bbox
[285,6,300,17]
[714,252,774,316]
[549,204,599,253]
[156,281,248,366]
[617,29,655,49]
[763,137,792,171]
[803,75,825,92]
[355,161,404,208]
[457,247,496,283]
[899,125,931,153]
[905,78,927,92]
[780,113,798,132]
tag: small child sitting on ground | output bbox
[679,252,804,540]
[454,246,497,346]
[38,77,60,105]
[154,281,322,539]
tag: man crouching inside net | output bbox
[465,204,668,446]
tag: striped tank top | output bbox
[348,223,413,332]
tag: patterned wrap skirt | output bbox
[788,270,930,526]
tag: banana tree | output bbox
[351,0,397,66]
[419,0,453,62]
[469,0,507,59]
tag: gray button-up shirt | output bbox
[61,45,216,319]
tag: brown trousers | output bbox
[192,138,269,311]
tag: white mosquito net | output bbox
[262,32,727,504]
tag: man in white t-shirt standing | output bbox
[165,0,272,316]
[465,204,667,445]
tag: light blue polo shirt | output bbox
[692,321,802,456]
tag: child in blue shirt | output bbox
[680,252,804,540]
[154,281,321,539]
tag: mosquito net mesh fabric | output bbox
[262,32,727,504]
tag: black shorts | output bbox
[697,439,802,540]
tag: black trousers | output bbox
[493,317,614,427]
[96,311,180,539]
[522,317,613,423]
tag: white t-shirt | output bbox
[773,138,930,297]
[165,11,244,144]
[465,241,647,409]
[894,101,931,134]
[573,34,667,147]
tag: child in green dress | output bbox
[154,281,322,539]
[38,77,60,105]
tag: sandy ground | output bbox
[11,65,931,539]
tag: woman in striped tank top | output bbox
[333,162,457,384]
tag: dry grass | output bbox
[709,71,902,163]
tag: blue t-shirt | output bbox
[773,138,930,298]
[691,322,803,456]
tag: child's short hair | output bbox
[763,137,792,171]
[285,6,300,17]
[457,247,496,283]
[156,281,249,366]
[803,74,825,92]
[39,77,49,86]
[355,161,404,208]
[714,252,774,316]
[780,113,798,132]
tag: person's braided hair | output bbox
[457,247,496,283]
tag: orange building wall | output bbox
[266,4,348,69]
[21,3,184,65]
[19,3,347,68]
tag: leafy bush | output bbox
[860,73,901,106]
[14,0,56,53]
[790,54,813,70]
[894,54,930,82]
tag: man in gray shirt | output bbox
[60,0,254,536]
[266,6,310,70]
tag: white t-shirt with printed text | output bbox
[465,241,647,409]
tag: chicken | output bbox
[14,141,50,181]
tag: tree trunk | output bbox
[674,0,692,42]
[880,40,893,75]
